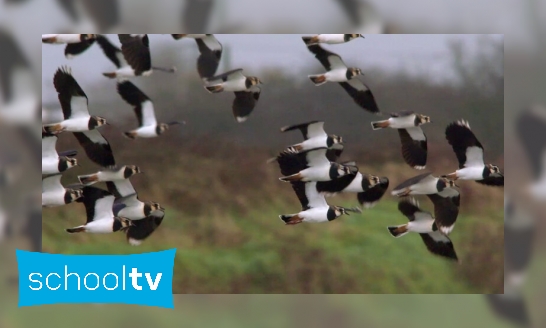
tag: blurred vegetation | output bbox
[42,35,504,294]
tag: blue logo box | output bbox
[16,249,176,308]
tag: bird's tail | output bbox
[66,226,86,233]
[391,187,411,197]
[279,173,303,182]
[371,120,390,130]
[152,66,177,73]
[102,72,117,79]
[302,36,319,46]
[123,131,138,139]
[279,214,303,225]
[308,74,327,86]
[42,35,57,43]
[387,224,409,238]
[204,85,224,93]
[42,123,65,134]
[78,174,99,186]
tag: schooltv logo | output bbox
[16,249,176,308]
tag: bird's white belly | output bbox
[97,170,124,181]
[343,173,364,192]
[408,220,434,234]
[44,34,81,43]
[301,136,328,150]
[410,179,438,194]
[325,69,348,82]
[319,34,345,44]
[42,158,59,174]
[301,166,331,181]
[85,219,115,233]
[389,115,416,129]
[135,125,158,138]
[119,205,146,220]
[457,166,484,180]
[301,207,329,223]
[62,117,90,131]
[42,190,65,207]
[117,65,137,77]
[221,79,247,92]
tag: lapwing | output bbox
[116,80,185,139]
[42,131,79,175]
[78,165,142,186]
[42,66,109,134]
[95,34,128,75]
[425,186,461,235]
[387,198,459,262]
[305,43,379,114]
[279,121,344,161]
[171,34,223,79]
[371,111,431,169]
[102,34,176,79]
[486,196,535,327]
[391,172,457,197]
[42,174,83,208]
[66,186,132,234]
[272,147,358,183]
[302,34,364,46]
[445,120,504,186]
[279,181,361,225]
[316,171,389,208]
[106,179,164,221]
[125,209,165,246]
[41,34,97,44]
[516,105,546,199]
[73,129,116,168]
[204,68,262,122]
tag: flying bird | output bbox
[106,180,164,221]
[73,129,116,168]
[272,147,358,183]
[387,198,459,262]
[316,172,389,209]
[516,105,546,199]
[305,44,379,114]
[204,68,262,122]
[125,209,165,246]
[279,120,344,161]
[66,186,132,234]
[42,66,108,134]
[78,165,142,186]
[425,187,461,235]
[42,174,83,207]
[42,131,78,175]
[42,34,97,44]
[116,80,184,139]
[103,34,176,79]
[391,172,457,197]
[445,120,503,186]
[371,111,430,169]
[302,34,364,46]
[171,34,223,79]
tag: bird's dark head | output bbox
[368,175,381,187]
[487,164,501,174]
[333,206,362,217]
[417,114,431,125]
[249,76,263,86]
[81,34,97,41]
[331,134,343,144]
[439,176,457,189]
[69,189,83,202]
[90,116,108,129]
[117,217,133,231]
[348,67,363,78]
[158,123,170,134]
[345,34,365,41]
[124,165,142,178]
[66,157,78,168]
[150,201,164,212]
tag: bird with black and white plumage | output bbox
[280,181,362,225]
[204,68,262,122]
[425,186,461,236]
[78,165,142,186]
[42,34,97,45]
[102,34,176,80]
[42,131,79,175]
[516,105,546,200]
[124,209,165,246]
[486,195,535,327]
[272,147,358,183]
[171,34,223,80]
[302,34,365,46]
[316,170,389,209]
[279,120,344,161]
[391,172,457,197]
[305,43,379,114]
[444,120,504,186]
[66,186,133,234]
[371,111,431,170]
[73,128,116,168]
[106,179,164,221]
[387,198,459,262]
[42,66,109,134]
[42,174,83,208]
[116,80,185,139]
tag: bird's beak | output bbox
[360,35,365,38]
[260,80,264,84]
[160,207,166,211]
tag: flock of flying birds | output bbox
[41,34,504,259]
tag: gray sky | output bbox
[42,34,502,104]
